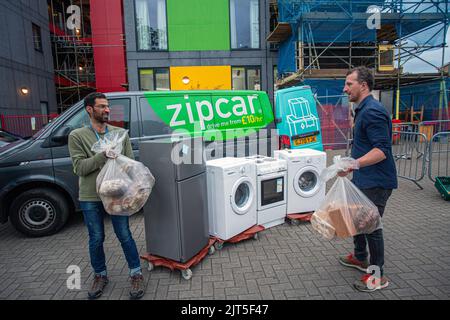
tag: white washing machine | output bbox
[274,149,326,214]
[206,157,257,240]
[246,155,287,229]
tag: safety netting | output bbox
[398,77,450,121]
[302,79,352,150]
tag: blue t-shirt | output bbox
[351,95,398,190]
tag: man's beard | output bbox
[94,112,109,123]
[348,93,359,103]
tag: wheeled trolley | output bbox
[212,225,265,250]
[141,238,216,280]
[286,212,313,226]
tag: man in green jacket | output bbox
[68,92,145,300]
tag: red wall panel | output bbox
[90,0,127,93]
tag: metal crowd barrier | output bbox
[428,131,450,183]
[342,119,449,189]
[392,131,428,189]
[419,120,450,135]
[392,122,420,134]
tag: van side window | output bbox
[140,98,172,137]
[66,99,132,132]
[107,99,131,131]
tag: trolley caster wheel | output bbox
[291,219,300,226]
[214,242,224,250]
[147,262,154,272]
[253,233,259,240]
[181,268,193,280]
[208,246,215,255]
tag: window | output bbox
[140,98,172,137]
[32,23,42,52]
[232,67,245,90]
[139,68,170,91]
[230,0,259,49]
[66,99,131,132]
[135,0,167,50]
[232,66,261,90]
[107,99,131,131]
[247,68,260,91]
[0,131,21,147]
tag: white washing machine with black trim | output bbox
[206,157,257,240]
[274,149,326,214]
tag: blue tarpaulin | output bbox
[398,78,450,120]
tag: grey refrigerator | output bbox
[139,137,209,263]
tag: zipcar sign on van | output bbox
[144,90,274,140]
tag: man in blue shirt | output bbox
[338,66,397,292]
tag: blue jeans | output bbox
[80,201,141,277]
[353,188,392,277]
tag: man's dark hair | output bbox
[84,92,107,109]
[347,66,374,91]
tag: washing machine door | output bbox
[230,177,255,215]
[293,166,320,198]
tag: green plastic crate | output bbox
[435,177,450,201]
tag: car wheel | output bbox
[9,188,70,237]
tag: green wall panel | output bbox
[167,0,230,51]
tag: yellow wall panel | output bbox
[170,66,231,90]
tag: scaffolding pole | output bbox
[439,3,449,122]
[395,1,403,120]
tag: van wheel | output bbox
[9,188,70,237]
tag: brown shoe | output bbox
[88,275,109,300]
[129,274,145,300]
[339,253,369,272]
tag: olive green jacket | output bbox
[68,124,133,201]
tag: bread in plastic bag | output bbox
[311,156,381,240]
[92,129,155,216]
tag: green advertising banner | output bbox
[144,91,274,140]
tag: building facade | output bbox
[123,0,278,102]
[0,1,57,118]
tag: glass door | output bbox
[261,176,284,206]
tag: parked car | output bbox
[0,91,276,237]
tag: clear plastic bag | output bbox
[319,155,360,183]
[92,130,155,216]
[311,156,381,240]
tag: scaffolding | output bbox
[48,0,95,113]
[268,0,450,120]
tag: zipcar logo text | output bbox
[167,95,259,130]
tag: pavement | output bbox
[0,150,449,300]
